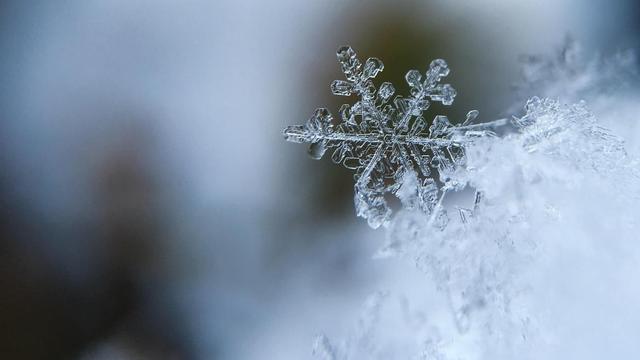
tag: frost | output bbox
[513,97,627,171]
[314,95,638,359]
[284,46,506,228]
[284,44,640,359]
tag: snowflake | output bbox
[282,42,640,360]
[284,46,507,228]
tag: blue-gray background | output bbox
[0,1,638,358]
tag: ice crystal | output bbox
[372,96,638,359]
[513,97,627,168]
[285,43,640,360]
[284,46,506,228]
[317,96,638,360]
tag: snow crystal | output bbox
[284,46,506,228]
[284,44,640,360]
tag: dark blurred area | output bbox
[1,119,182,358]
[1,0,638,359]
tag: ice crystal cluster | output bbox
[284,45,640,359]
[284,46,506,229]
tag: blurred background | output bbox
[0,0,639,359]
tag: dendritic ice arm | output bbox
[284,46,507,228]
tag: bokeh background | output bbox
[1,1,639,359]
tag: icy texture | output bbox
[513,97,627,171]
[284,46,506,228]
[285,44,640,360]
[514,38,640,157]
[313,98,639,360]
[396,97,632,334]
